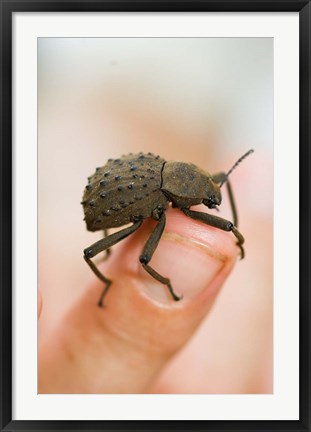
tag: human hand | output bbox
[38,207,240,394]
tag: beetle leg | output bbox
[84,257,112,307]
[101,229,111,261]
[84,220,143,307]
[212,172,238,227]
[182,208,245,259]
[139,213,182,301]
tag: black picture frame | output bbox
[1,1,310,431]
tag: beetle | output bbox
[82,149,254,306]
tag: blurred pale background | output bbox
[38,38,273,393]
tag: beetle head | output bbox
[203,179,222,209]
[162,161,222,209]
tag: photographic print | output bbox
[38,37,273,395]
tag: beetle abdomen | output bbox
[82,153,168,231]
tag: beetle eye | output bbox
[209,196,216,206]
[203,195,218,209]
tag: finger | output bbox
[38,207,239,394]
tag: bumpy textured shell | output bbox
[82,153,169,231]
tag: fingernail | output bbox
[138,232,227,303]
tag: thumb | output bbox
[38,207,239,394]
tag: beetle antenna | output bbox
[220,149,254,187]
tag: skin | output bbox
[38,208,240,394]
